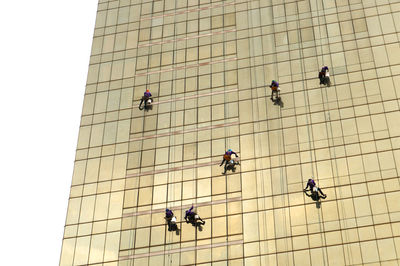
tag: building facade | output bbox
[60,0,400,265]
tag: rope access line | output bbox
[247,0,268,252]
[311,0,354,264]
[295,1,328,265]
[270,2,292,263]
[127,1,146,264]
[165,0,181,264]
[247,1,293,264]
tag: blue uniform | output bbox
[305,179,316,190]
[184,206,205,225]
[185,206,194,220]
[271,81,279,87]
[166,209,173,218]
[225,150,238,157]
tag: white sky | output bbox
[0,1,98,265]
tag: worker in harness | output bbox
[269,80,281,102]
[220,149,239,174]
[303,178,327,201]
[318,66,331,86]
[165,208,178,232]
[139,89,153,110]
[184,206,205,226]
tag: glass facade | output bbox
[60,0,400,265]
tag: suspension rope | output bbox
[189,0,199,249]
[223,1,231,153]
[127,1,146,264]
[166,0,180,264]
[221,0,232,255]
[248,0,266,248]
[295,1,327,265]
[314,0,353,263]
[246,1,291,264]
[270,2,291,263]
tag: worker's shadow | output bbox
[273,98,284,108]
[304,190,323,208]
[311,197,322,208]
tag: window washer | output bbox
[139,89,153,110]
[165,208,178,231]
[269,80,281,102]
[319,66,330,86]
[184,206,205,226]
[303,178,327,201]
[220,149,238,174]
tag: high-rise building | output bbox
[60,0,400,265]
